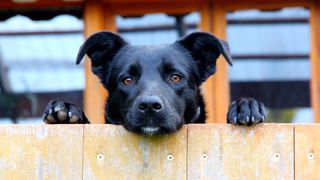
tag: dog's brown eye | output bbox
[169,74,182,83]
[122,77,133,85]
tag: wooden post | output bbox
[83,0,116,123]
[200,0,230,123]
[310,1,320,122]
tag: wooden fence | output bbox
[0,124,318,179]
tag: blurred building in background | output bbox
[0,2,313,123]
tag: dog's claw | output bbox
[68,112,73,118]
[233,117,237,124]
[54,106,61,112]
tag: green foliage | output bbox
[266,109,296,123]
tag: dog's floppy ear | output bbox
[76,31,127,81]
[176,32,232,83]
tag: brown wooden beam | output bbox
[310,1,320,122]
[200,0,230,123]
[83,0,111,124]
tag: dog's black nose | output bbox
[138,96,163,113]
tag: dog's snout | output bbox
[138,96,163,113]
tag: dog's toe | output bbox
[68,105,84,123]
[42,99,89,124]
[54,101,68,121]
[43,109,55,123]
[227,97,266,125]
[227,101,238,124]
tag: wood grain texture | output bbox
[0,124,318,179]
[188,124,294,179]
[295,124,320,179]
[83,124,187,179]
[0,125,83,179]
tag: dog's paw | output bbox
[42,99,89,124]
[227,97,266,125]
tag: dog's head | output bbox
[77,31,232,135]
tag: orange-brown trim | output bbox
[310,1,320,122]
[200,0,230,123]
[83,0,111,124]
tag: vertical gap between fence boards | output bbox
[294,125,295,180]
[81,124,85,180]
[186,125,189,180]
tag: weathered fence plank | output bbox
[295,124,320,180]
[0,125,83,179]
[0,124,319,179]
[83,124,187,179]
[187,124,294,180]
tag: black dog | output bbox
[43,31,266,135]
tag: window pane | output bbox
[227,7,312,123]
